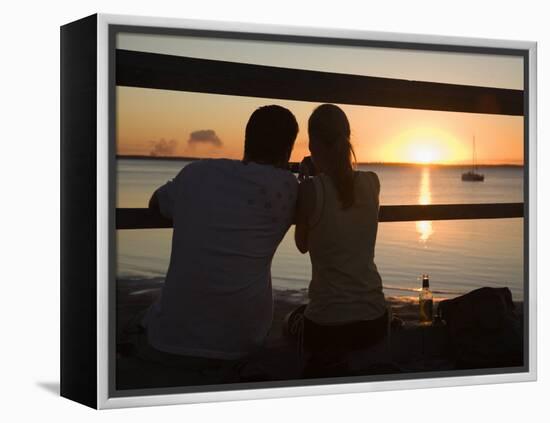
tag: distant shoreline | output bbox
[116,154,523,167]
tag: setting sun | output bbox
[410,145,442,164]
[373,125,474,165]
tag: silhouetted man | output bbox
[143,105,299,368]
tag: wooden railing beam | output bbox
[116,49,523,116]
[115,203,523,230]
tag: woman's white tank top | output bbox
[304,171,387,324]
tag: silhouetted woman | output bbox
[290,104,388,376]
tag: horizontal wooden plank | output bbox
[377,202,523,222]
[116,203,523,230]
[116,49,523,116]
[116,208,173,230]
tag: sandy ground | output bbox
[115,279,521,391]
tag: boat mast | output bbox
[472,135,476,173]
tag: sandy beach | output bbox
[115,278,524,391]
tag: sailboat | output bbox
[462,136,485,182]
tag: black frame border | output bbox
[60,13,99,409]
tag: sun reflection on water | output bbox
[416,167,434,243]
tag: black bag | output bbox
[438,287,523,369]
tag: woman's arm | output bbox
[294,179,315,254]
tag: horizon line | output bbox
[116,154,524,167]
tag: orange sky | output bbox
[116,33,524,165]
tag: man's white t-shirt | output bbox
[143,159,298,359]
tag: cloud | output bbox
[187,130,222,148]
[149,138,178,156]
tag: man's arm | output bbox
[148,190,161,213]
[150,164,194,219]
[149,176,178,219]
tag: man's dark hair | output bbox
[244,105,298,166]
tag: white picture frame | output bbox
[60,13,537,409]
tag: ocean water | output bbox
[116,159,524,300]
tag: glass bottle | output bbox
[419,274,433,324]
